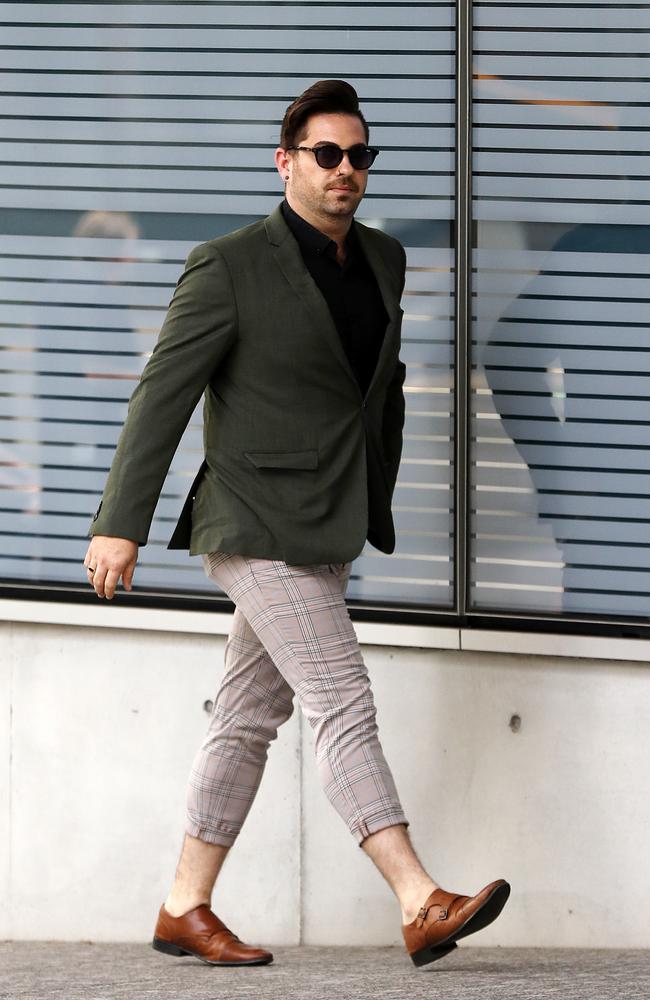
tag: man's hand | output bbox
[84,536,139,600]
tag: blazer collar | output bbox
[265,205,399,319]
[353,221,402,324]
[265,206,355,386]
[264,204,401,398]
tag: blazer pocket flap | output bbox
[244,449,318,470]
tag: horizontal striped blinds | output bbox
[0,1,455,608]
[471,1,650,619]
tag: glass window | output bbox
[0,1,456,609]
[471,1,650,620]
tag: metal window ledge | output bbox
[0,599,648,663]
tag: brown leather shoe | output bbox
[152,904,273,966]
[402,879,511,967]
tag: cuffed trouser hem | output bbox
[185,821,239,848]
[355,814,410,847]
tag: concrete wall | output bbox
[1,619,648,947]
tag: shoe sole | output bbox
[452,881,511,943]
[409,881,511,968]
[410,940,458,967]
[152,936,273,966]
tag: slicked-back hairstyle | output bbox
[280,79,369,149]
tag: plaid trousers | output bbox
[186,551,409,847]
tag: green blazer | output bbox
[90,204,407,565]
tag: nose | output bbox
[335,153,354,175]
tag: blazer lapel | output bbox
[264,206,403,400]
[264,207,360,391]
[354,221,404,397]
[353,222,402,325]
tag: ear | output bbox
[274,147,291,183]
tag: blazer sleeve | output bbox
[381,244,408,494]
[89,243,237,544]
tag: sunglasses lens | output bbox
[314,145,343,169]
[348,145,376,169]
[311,145,379,169]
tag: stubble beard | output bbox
[317,186,364,222]
[291,171,364,223]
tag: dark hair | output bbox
[280,79,369,149]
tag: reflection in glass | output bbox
[471,2,650,619]
[0,1,456,610]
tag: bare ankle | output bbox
[164,893,209,919]
[400,879,440,925]
[360,824,440,925]
[164,834,230,919]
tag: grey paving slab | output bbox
[0,943,648,1000]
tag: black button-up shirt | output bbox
[281,200,389,398]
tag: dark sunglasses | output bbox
[287,143,380,170]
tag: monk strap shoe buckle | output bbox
[416,904,448,927]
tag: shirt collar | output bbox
[281,199,356,262]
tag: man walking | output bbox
[84,80,510,968]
